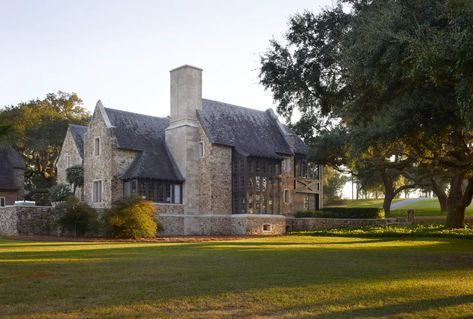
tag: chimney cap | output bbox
[170,64,203,73]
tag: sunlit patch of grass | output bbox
[1,236,473,318]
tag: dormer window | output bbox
[94,138,101,156]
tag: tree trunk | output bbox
[383,194,394,216]
[430,178,447,213]
[445,175,467,228]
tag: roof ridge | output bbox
[104,107,169,121]
[202,98,270,114]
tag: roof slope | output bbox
[198,99,306,159]
[104,108,183,182]
[68,124,87,158]
[0,144,25,190]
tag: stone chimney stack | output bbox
[169,65,202,124]
[165,65,203,216]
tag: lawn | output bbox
[325,198,401,208]
[328,198,473,217]
[1,236,473,318]
[391,199,473,217]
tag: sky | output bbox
[0,0,334,117]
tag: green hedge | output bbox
[295,207,385,219]
[291,224,473,239]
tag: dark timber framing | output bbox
[232,149,282,214]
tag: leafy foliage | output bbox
[104,196,158,239]
[322,166,348,204]
[292,224,473,239]
[260,0,473,227]
[53,196,98,237]
[66,165,84,194]
[0,92,90,195]
[48,183,72,203]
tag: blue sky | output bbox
[0,0,333,116]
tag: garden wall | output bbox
[287,217,405,232]
[0,205,55,236]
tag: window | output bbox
[65,154,71,168]
[284,189,290,203]
[128,179,182,204]
[304,194,310,210]
[262,224,272,232]
[0,197,5,207]
[94,138,101,156]
[93,180,102,203]
[198,142,205,158]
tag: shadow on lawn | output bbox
[296,294,473,319]
[1,237,473,318]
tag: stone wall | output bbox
[57,129,84,199]
[0,206,55,236]
[83,107,113,209]
[157,214,286,236]
[287,217,402,232]
[198,130,232,215]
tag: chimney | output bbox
[169,65,202,124]
[165,64,203,217]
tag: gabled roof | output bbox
[68,124,87,158]
[103,108,184,182]
[0,144,25,190]
[197,99,307,159]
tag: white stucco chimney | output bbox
[169,64,203,124]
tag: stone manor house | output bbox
[57,65,322,235]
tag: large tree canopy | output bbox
[0,92,90,194]
[260,0,473,227]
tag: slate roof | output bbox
[68,124,87,158]
[104,108,184,182]
[0,144,25,190]
[197,99,307,159]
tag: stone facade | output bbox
[198,129,232,215]
[57,65,324,236]
[83,105,114,209]
[57,129,84,199]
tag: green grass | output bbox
[326,198,402,208]
[1,236,473,318]
[328,199,473,217]
[391,199,473,217]
[293,224,473,239]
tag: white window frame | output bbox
[93,180,103,203]
[94,137,101,156]
[0,197,5,207]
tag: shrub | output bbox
[295,207,384,219]
[104,196,157,239]
[49,184,72,203]
[291,224,473,239]
[53,196,99,237]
